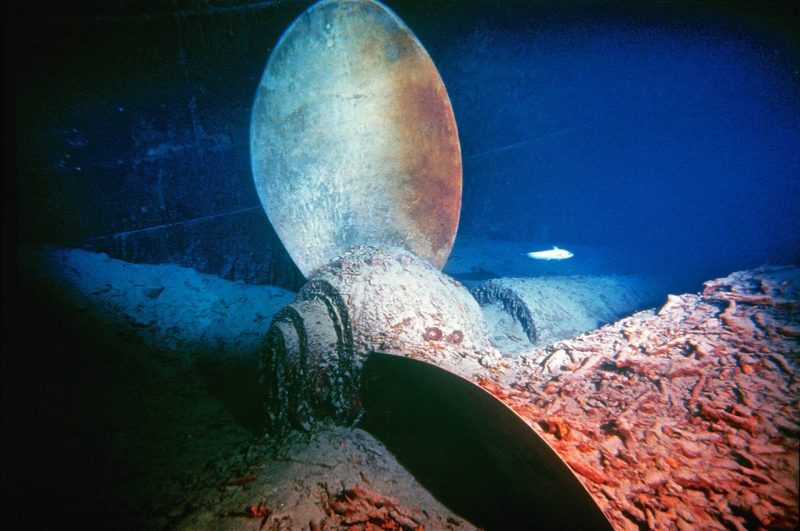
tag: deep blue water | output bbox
[439,5,800,291]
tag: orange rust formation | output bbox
[477,266,799,530]
[320,484,424,530]
[392,66,462,264]
[352,4,461,265]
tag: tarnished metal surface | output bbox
[251,0,461,277]
[261,246,612,527]
[263,246,608,529]
[252,1,607,525]
[261,245,499,432]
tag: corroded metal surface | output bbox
[252,1,603,525]
[261,246,499,432]
[251,0,461,277]
[261,246,612,527]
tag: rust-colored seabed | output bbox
[477,266,799,530]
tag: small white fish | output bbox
[526,246,574,260]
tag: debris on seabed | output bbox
[479,266,799,530]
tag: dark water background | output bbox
[436,1,800,292]
[6,0,799,293]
